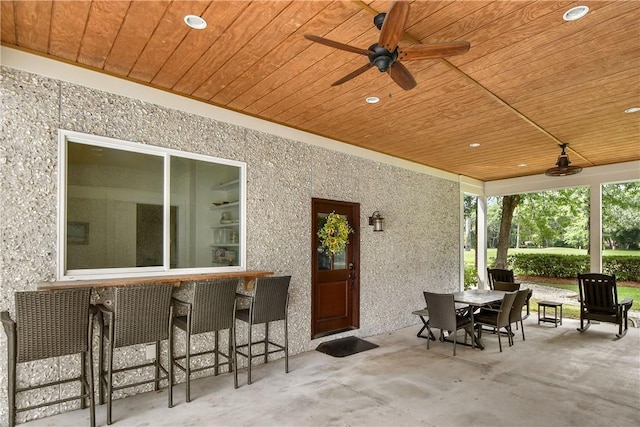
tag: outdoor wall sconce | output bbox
[368,211,384,232]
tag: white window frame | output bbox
[57,129,247,280]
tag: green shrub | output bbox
[464,265,478,290]
[508,253,640,281]
[603,256,640,281]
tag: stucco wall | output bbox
[0,66,461,424]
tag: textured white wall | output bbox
[0,65,461,423]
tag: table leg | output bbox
[470,308,484,350]
[416,316,436,341]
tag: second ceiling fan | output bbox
[305,1,470,90]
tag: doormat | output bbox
[316,336,379,358]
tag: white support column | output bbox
[477,195,488,289]
[460,192,465,291]
[589,183,603,273]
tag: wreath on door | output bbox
[318,211,354,255]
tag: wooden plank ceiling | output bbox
[2,0,639,181]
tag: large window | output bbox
[58,130,246,280]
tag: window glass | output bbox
[66,142,163,270]
[171,157,241,268]
[61,131,245,279]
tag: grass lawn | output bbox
[528,299,581,320]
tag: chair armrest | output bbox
[620,298,633,308]
[1,311,15,338]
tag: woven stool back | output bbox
[251,276,291,324]
[190,278,238,335]
[15,289,91,363]
[112,284,172,348]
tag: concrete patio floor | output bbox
[25,317,640,427]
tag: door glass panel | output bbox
[316,212,348,270]
[333,247,347,270]
[317,213,331,270]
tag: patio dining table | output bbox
[452,289,506,350]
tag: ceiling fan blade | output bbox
[399,41,471,60]
[332,63,374,86]
[378,1,410,52]
[388,62,417,91]
[304,34,372,56]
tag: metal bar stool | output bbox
[97,284,173,425]
[1,288,95,427]
[235,275,291,385]
[172,278,239,401]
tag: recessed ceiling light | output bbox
[365,96,380,104]
[624,106,640,113]
[518,163,527,167]
[563,6,589,21]
[469,142,480,148]
[184,15,207,30]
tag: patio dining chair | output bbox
[423,291,474,356]
[1,288,95,427]
[487,268,532,319]
[493,281,520,292]
[487,268,516,290]
[509,289,530,342]
[475,291,517,352]
[577,273,633,339]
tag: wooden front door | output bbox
[311,198,360,338]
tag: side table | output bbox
[538,301,563,327]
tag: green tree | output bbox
[603,182,640,249]
[463,195,477,252]
[495,195,521,269]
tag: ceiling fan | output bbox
[304,1,470,90]
[545,143,583,176]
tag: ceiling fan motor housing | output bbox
[374,13,386,30]
[368,44,398,72]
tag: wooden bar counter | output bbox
[37,271,273,291]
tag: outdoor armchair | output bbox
[577,273,633,339]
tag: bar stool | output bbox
[1,288,95,427]
[97,284,173,425]
[235,275,291,385]
[172,278,239,401]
